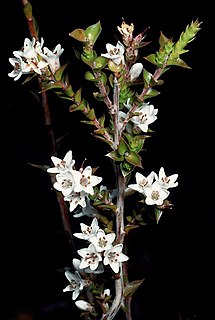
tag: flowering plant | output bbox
[8,1,201,319]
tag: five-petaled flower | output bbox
[77,243,102,271]
[101,41,125,65]
[63,270,90,300]
[103,244,129,273]
[73,217,99,240]
[47,150,75,173]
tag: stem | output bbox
[101,77,127,319]
[21,0,74,245]
[102,167,126,320]
[138,66,166,101]
[122,248,132,320]
[112,77,120,150]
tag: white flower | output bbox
[63,270,88,300]
[72,166,102,196]
[103,244,129,273]
[124,99,158,132]
[53,171,76,196]
[129,63,143,82]
[75,300,95,312]
[128,171,155,194]
[9,37,49,78]
[64,191,87,212]
[155,167,178,189]
[77,243,102,271]
[13,38,38,60]
[144,181,169,206]
[41,43,64,74]
[8,53,29,81]
[47,150,75,173]
[101,41,125,65]
[89,229,116,252]
[73,217,99,240]
[73,196,99,218]
[72,258,104,274]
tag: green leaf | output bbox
[93,92,104,101]
[85,71,96,81]
[94,128,105,135]
[86,108,96,120]
[159,31,170,48]
[125,151,142,167]
[85,21,102,45]
[144,53,157,66]
[123,279,145,298]
[54,63,69,81]
[130,135,145,152]
[69,28,87,42]
[74,88,82,103]
[23,2,32,19]
[108,60,122,73]
[81,120,95,125]
[81,50,96,67]
[64,85,75,98]
[143,69,152,86]
[120,162,134,177]
[93,135,113,146]
[118,138,129,156]
[166,58,191,69]
[144,88,160,99]
[125,224,140,233]
[99,72,107,86]
[94,56,108,69]
[42,81,63,92]
[106,151,124,161]
[154,207,163,223]
[98,114,105,127]
[28,162,49,171]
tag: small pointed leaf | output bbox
[85,71,96,81]
[94,56,108,69]
[154,207,163,223]
[125,151,142,167]
[69,28,87,42]
[106,151,124,161]
[86,108,96,120]
[144,53,157,66]
[123,279,145,298]
[85,21,102,45]
[167,58,191,69]
[159,31,170,47]
[118,138,129,156]
[54,62,69,81]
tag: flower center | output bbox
[151,190,160,201]
[85,252,98,264]
[62,178,74,188]
[80,175,90,187]
[108,251,120,263]
[98,237,108,248]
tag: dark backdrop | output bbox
[1,1,213,319]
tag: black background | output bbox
[1,1,213,319]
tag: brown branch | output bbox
[21,0,73,245]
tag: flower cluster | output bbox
[47,150,103,212]
[128,167,178,206]
[8,37,64,81]
[73,217,128,273]
[63,267,111,313]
